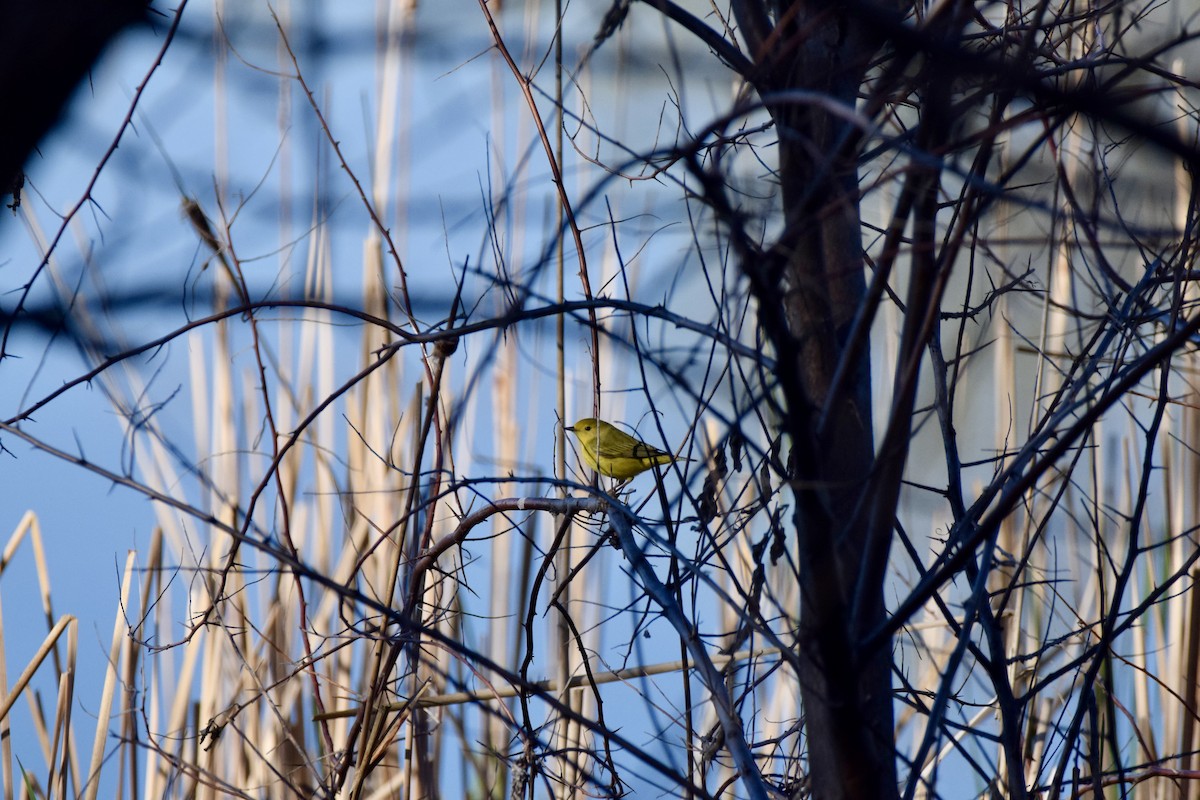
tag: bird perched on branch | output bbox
[565,417,687,481]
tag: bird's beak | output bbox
[565,425,575,432]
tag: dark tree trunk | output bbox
[732,2,897,798]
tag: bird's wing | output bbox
[598,438,668,460]
[633,441,670,459]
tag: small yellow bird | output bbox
[565,417,684,480]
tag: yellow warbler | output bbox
[565,417,684,480]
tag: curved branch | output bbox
[640,0,757,78]
[607,507,773,800]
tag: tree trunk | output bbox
[733,3,897,797]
